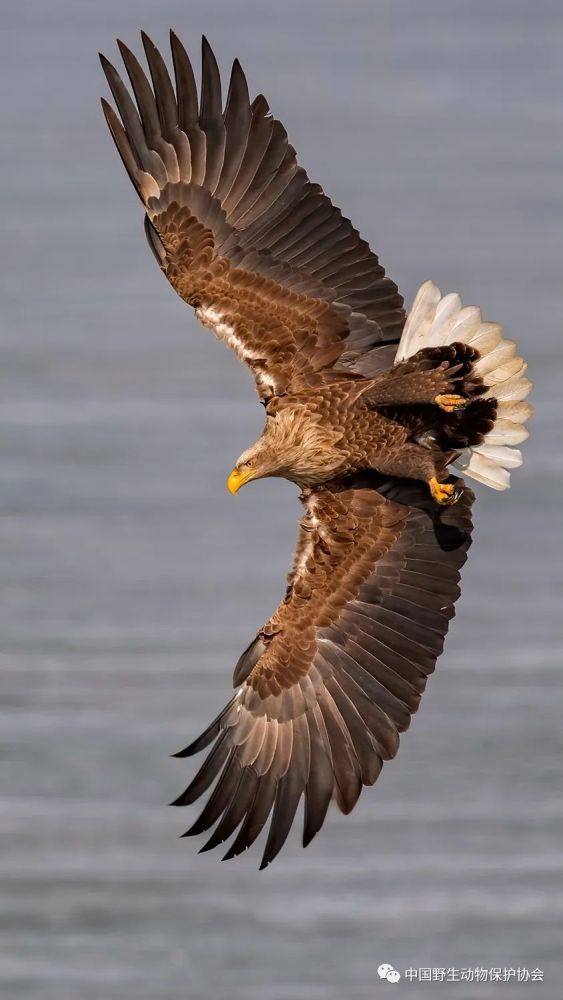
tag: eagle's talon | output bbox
[429,476,460,505]
[435,393,467,413]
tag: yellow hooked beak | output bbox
[226,466,255,495]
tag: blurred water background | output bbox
[1,1,562,998]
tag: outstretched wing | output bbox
[173,476,473,867]
[100,32,405,399]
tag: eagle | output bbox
[100,32,532,868]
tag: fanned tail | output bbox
[396,281,532,490]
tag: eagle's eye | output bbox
[242,458,255,469]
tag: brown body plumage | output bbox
[100,32,532,867]
[231,351,497,491]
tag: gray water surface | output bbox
[1,1,562,998]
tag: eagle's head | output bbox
[226,403,344,493]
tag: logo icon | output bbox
[378,963,401,984]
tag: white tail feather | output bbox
[485,419,529,446]
[496,400,533,423]
[394,281,441,361]
[396,281,532,490]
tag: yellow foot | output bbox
[428,476,461,505]
[435,393,467,413]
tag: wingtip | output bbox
[99,51,121,89]
[201,34,219,69]
[99,96,117,125]
[140,29,159,60]
[201,34,221,98]
[302,828,316,849]
[169,28,190,64]
[222,843,243,862]
[198,839,219,855]
[116,37,137,65]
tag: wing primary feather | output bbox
[324,674,385,783]
[199,769,258,853]
[99,54,145,166]
[100,53,167,186]
[171,692,239,757]
[100,98,145,201]
[224,58,250,118]
[116,40,161,149]
[222,772,277,860]
[318,693,362,814]
[170,732,230,806]
[259,762,305,869]
[200,37,226,190]
[303,711,334,847]
[169,29,198,127]
[169,31,206,184]
[182,753,242,837]
[200,36,222,124]
[214,58,252,199]
[141,31,193,181]
[140,31,179,140]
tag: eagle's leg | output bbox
[369,442,461,506]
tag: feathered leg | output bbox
[368,442,460,506]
